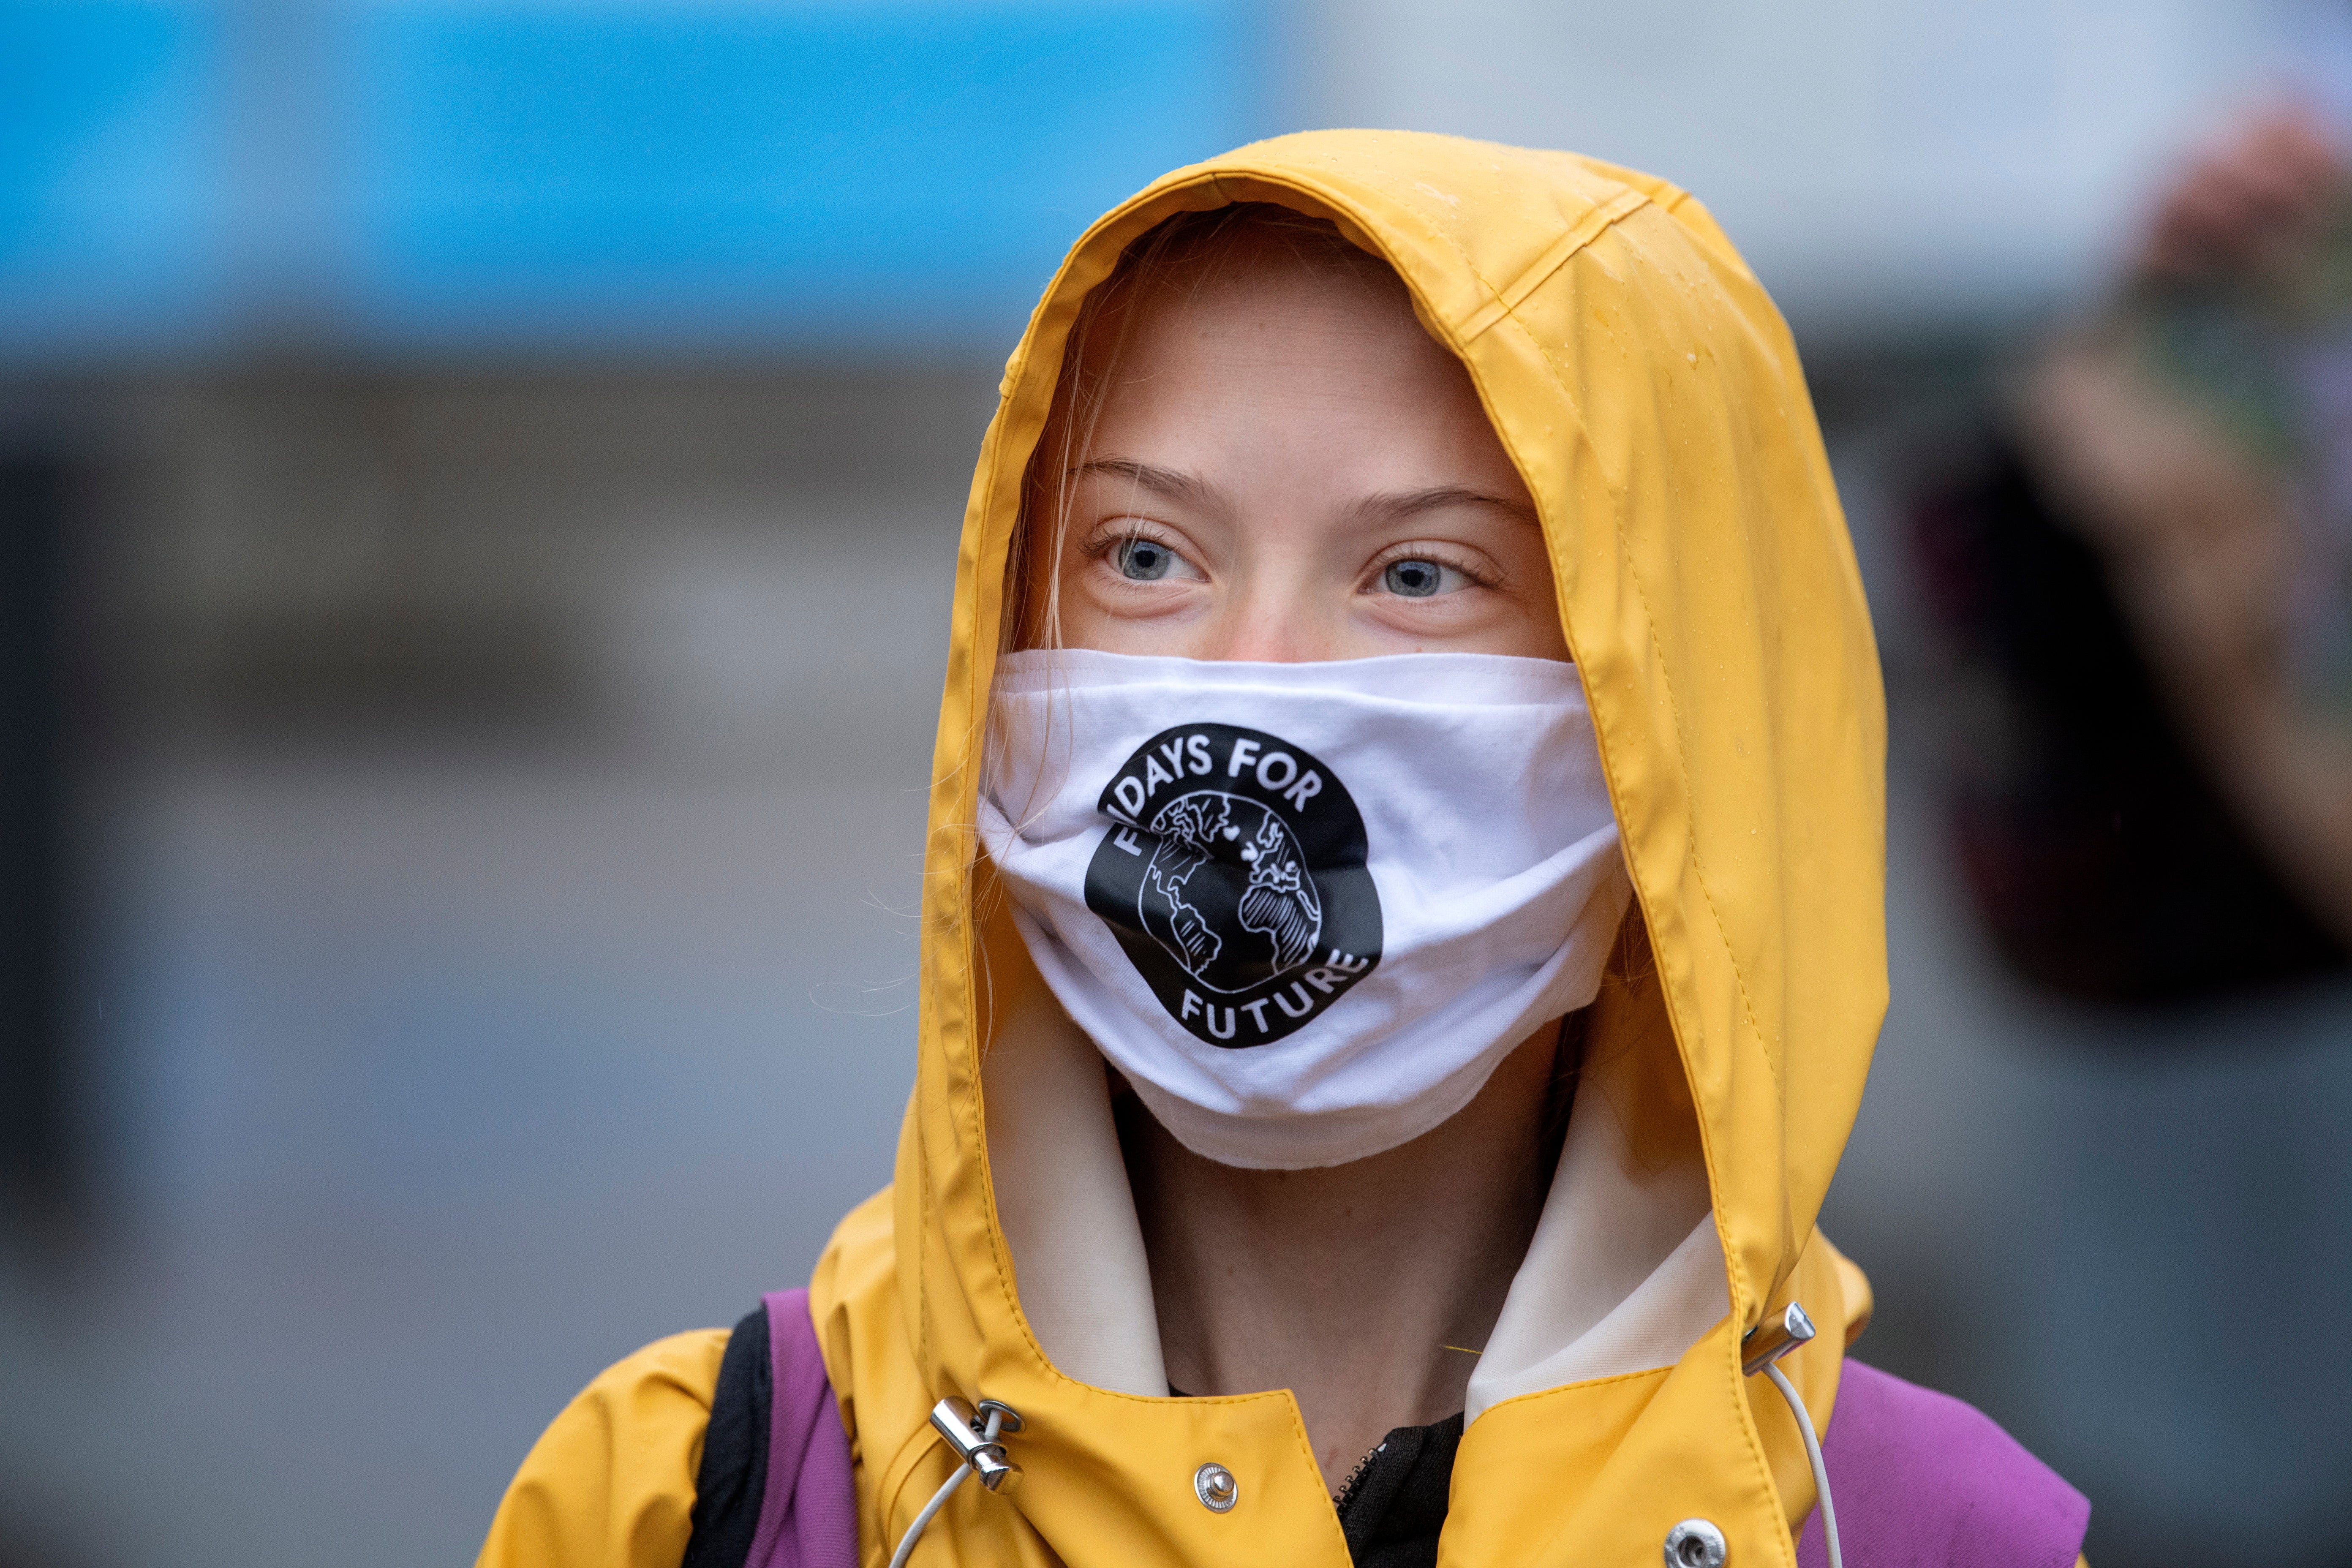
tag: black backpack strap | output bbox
[683,1304,773,1568]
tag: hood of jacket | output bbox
[810,128,1886,1568]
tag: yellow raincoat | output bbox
[480,129,2063,1568]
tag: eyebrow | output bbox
[1346,484,1539,528]
[1071,459,1537,528]
[1069,458,1228,512]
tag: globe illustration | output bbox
[1140,789,1323,994]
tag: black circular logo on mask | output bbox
[1083,724,1383,1047]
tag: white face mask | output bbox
[977,649,1633,1170]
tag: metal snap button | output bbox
[1194,1462,1239,1512]
[1665,1519,1727,1568]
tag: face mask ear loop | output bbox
[887,1398,1024,1568]
[1742,1304,1842,1568]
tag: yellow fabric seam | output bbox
[1716,1307,1799,1568]
[1462,169,1822,1568]
[1451,241,1794,1561]
[1450,273,1761,1301]
[1465,1356,1677,1422]
[1481,283,1796,1563]
[1494,303,1781,1101]
[956,297,1133,1405]
[1462,187,1652,342]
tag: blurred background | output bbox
[4,2,2350,1564]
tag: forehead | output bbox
[1089,230,1426,371]
[1074,233,1486,446]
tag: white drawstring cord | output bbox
[1761,1360,1842,1568]
[886,1399,1020,1568]
[885,1464,975,1568]
[1743,1303,1843,1568]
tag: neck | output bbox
[1122,1023,1570,1491]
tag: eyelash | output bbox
[1364,544,1500,593]
[1079,520,1181,564]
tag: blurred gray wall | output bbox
[0,367,992,1566]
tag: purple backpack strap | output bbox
[1797,1360,2089,1568]
[746,1288,859,1568]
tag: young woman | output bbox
[479,131,2089,1568]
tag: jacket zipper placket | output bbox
[1332,1440,1386,1511]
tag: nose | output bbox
[1199,580,1335,662]
[1205,620,1321,662]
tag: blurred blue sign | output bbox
[1,2,231,355]
[0,1,1268,359]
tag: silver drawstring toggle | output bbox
[1740,1301,1816,1376]
[1739,1301,1843,1568]
[929,1396,1025,1494]
[887,1396,1026,1568]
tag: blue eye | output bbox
[1383,559,1446,597]
[1117,538,1176,580]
